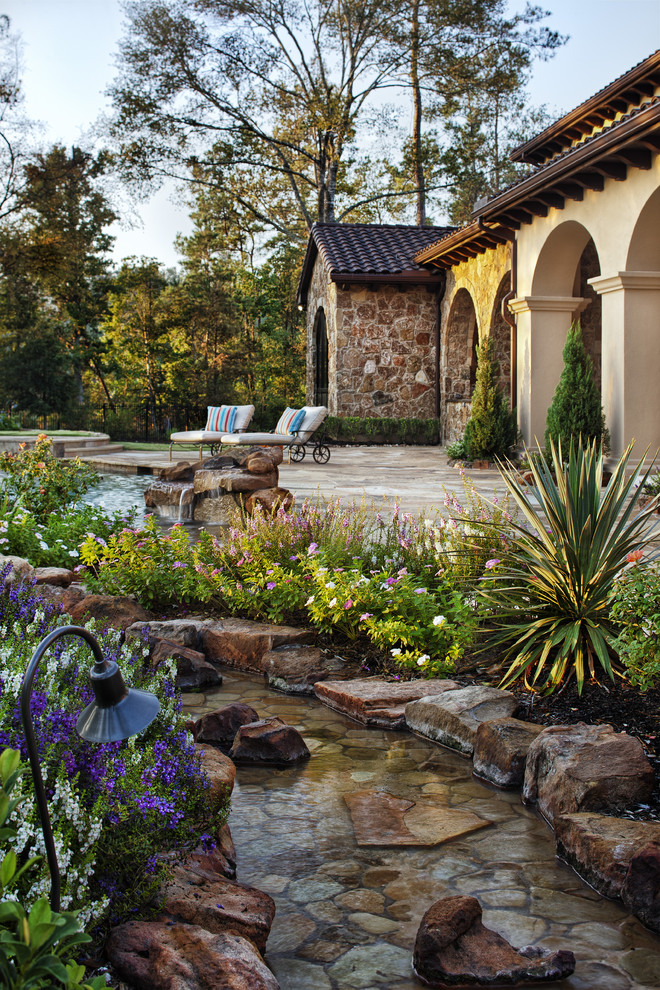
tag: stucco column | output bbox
[509,296,588,446]
[589,272,660,459]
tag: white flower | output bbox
[68,550,79,558]
[328,597,337,607]
[325,581,336,590]
[417,655,429,666]
[390,648,401,656]
[433,615,446,626]
[305,596,315,605]
[39,540,49,550]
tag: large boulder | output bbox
[554,813,660,899]
[159,865,276,954]
[126,619,207,650]
[522,723,655,824]
[0,554,34,587]
[194,466,278,495]
[314,677,460,730]
[159,460,196,482]
[413,895,575,987]
[621,841,660,934]
[145,479,194,512]
[230,717,310,765]
[237,445,283,468]
[405,686,517,756]
[472,717,545,788]
[69,594,154,631]
[200,618,315,672]
[256,644,352,694]
[33,566,74,587]
[105,922,280,990]
[195,744,236,802]
[33,582,85,612]
[151,639,221,691]
[195,703,261,753]
[244,488,294,517]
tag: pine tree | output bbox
[544,322,609,455]
[463,334,517,460]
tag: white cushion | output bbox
[296,406,327,441]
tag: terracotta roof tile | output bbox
[311,222,454,275]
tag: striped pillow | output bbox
[205,405,237,433]
[276,407,305,436]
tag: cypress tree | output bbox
[544,322,609,454]
[463,334,517,460]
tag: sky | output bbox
[3,0,660,267]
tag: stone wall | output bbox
[305,256,439,419]
[440,243,512,442]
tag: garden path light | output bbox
[20,624,160,911]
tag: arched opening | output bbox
[531,220,602,391]
[313,307,328,406]
[574,237,602,389]
[443,288,478,441]
[489,272,512,404]
[627,186,660,270]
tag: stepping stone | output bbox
[314,677,460,729]
[200,618,316,671]
[344,789,491,846]
[151,639,221,691]
[405,686,517,756]
[158,865,276,953]
[230,717,310,765]
[523,722,655,824]
[195,702,261,753]
[257,644,352,694]
[413,895,575,987]
[106,923,280,990]
[472,717,545,788]
[554,812,660,899]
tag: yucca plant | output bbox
[479,437,659,694]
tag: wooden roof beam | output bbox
[552,182,584,201]
[506,207,535,225]
[612,148,652,170]
[591,160,627,180]
[571,172,605,191]
[524,200,549,217]
[532,191,565,210]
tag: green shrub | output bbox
[0,435,99,520]
[611,558,660,690]
[463,335,517,461]
[544,322,610,455]
[0,750,105,990]
[324,416,441,445]
[0,502,136,569]
[479,438,659,694]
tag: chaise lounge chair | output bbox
[219,405,330,463]
[169,404,255,461]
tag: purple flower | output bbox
[414,588,426,594]
[359,612,372,621]
[485,558,500,569]
[266,581,276,590]
[173,561,186,569]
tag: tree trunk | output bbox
[410,0,426,226]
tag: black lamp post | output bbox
[20,624,160,912]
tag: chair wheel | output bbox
[313,443,330,464]
[209,443,220,455]
[290,443,306,462]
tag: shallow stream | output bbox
[183,670,660,990]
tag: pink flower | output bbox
[485,558,500,569]
[627,550,644,563]
[344,599,353,609]
[359,612,372,621]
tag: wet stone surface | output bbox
[184,671,659,990]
